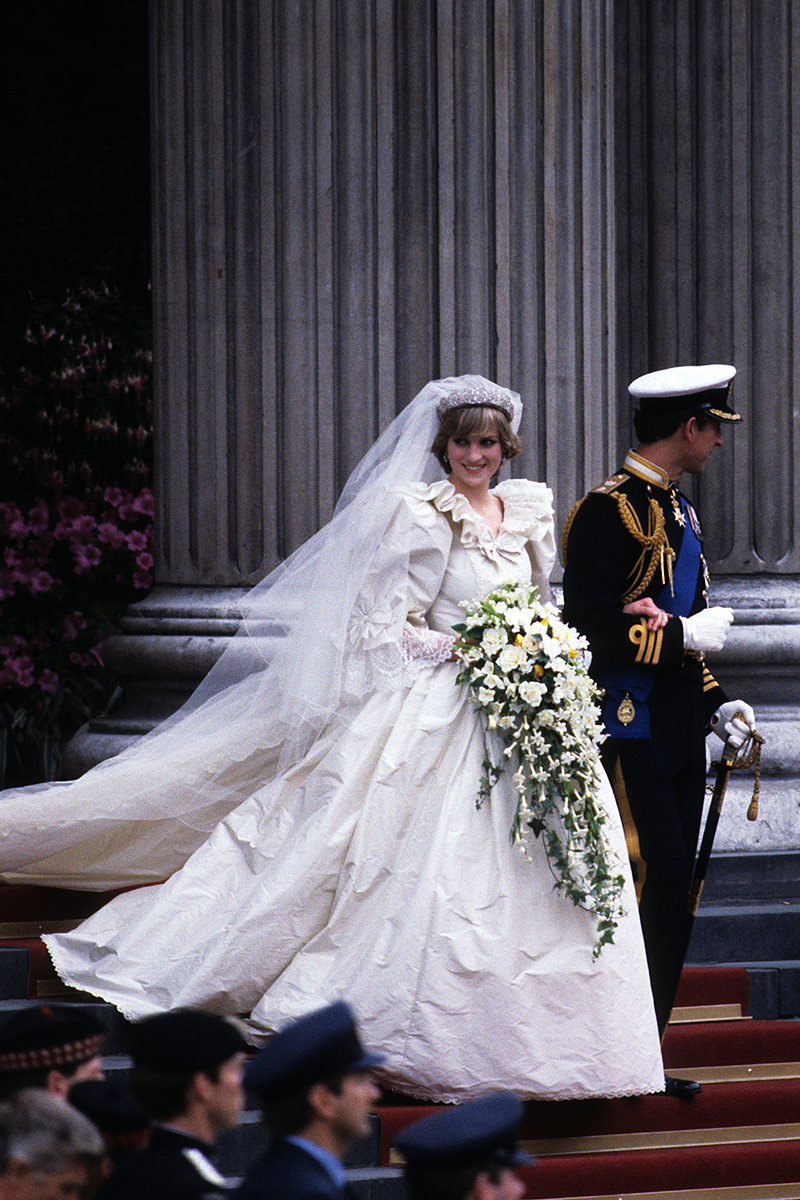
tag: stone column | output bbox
[613,0,800,849]
[63,0,623,774]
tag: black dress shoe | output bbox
[663,1074,702,1098]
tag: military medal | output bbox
[669,484,685,527]
[617,693,635,725]
[685,500,703,540]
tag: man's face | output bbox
[202,1052,246,1136]
[48,1055,105,1101]
[682,416,723,474]
[472,1165,526,1200]
[327,1071,381,1146]
[3,1159,90,1200]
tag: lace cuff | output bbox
[402,625,455,683]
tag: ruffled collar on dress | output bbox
[405,478,552,564]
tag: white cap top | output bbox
[629,364,736,398]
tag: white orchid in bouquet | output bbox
[453,581,625,955]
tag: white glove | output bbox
[680,607,734,653]
[710,700,756,748]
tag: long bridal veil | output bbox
[0,376,523,879]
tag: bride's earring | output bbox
[443,454,451,472]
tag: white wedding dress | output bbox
[0,478,664,1102]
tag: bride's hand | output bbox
[623,597,669,631]
[450,636,476,661]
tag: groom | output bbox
[562,364,756,1096]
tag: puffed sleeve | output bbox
[342,484,455,692]
[397,484,459,674]
[494,478,556,602]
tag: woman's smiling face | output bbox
[446,426,503,491]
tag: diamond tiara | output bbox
[435,385,514,422]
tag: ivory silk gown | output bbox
[0,479,663,1101]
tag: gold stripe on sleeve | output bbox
[629,620,648,663]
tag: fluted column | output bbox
[60,0,622,777]
[66,0,800,832]
[613,0,800,850]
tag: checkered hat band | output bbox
[0,1033,104,1072]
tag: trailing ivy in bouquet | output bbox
[453,581,625,954]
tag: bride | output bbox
[0,375,664,1102]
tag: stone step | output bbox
[702,851,800,902]
[688,902,800,965]
[0,947,32,1000]
[695,962,800,1023]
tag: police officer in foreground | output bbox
[562,364,756,1098]
[95,1009,248,1200]
[394,1091,533,1200]
[237,1000,383,1200]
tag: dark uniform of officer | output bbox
[95,1010,248,1200]
[237,1001,383,1200]
[562,365,753,1076]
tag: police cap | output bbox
[393,1091,534,1169]
[244,1000,383,1100]
[128,1009,249,1072]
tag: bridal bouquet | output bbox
[453,582,625,954]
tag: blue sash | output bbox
[657,492,702,618]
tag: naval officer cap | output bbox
[629,363,741,422]
[244,1001,384,1101]
[128,1009,249,1072]
[394,1091,535,1169]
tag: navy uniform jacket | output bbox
[561,449,727,733]
[94,1126,232,1200]
[235,1138,351,1200]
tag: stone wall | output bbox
[65,0,800,852]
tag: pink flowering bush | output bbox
[0,286,153,784]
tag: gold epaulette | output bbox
[561,475,629,563]
[592,471,629,494]
[561,474,676,601]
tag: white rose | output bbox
[497,644,528,674]
[518,680,546,706]
[481,627,506,655]
[503,606,524,630]
[540,633,564,660]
